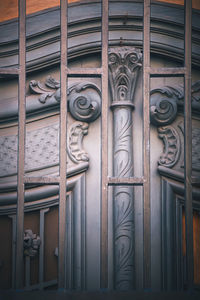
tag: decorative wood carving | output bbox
[0,122,89,177]
[29,77,101,123]
[24,229,41,257]
[150,81,200,127]
[150,81,200,172]
[67,122,89,164]
[178,123,200,172]
[158,126,181,168]
[108,46,142,289]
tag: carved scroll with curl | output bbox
[150,81,200,126]
[150,81,200,169]
[29,76,101,123]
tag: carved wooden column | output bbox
[108,47,142,289]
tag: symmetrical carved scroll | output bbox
[24,229,41,257]
[29,77,101,123]
[158,126,181,168]
[109,47,142,289]
[67,122,89,164]
[150,81,200,126]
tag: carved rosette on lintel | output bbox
[108,47,142,289]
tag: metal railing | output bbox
[0,0,194,291]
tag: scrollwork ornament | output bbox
[67,121,89,164]
[68,82,101,122]
[158,125,181,168]
[150,96,177,126]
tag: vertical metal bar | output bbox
[39,208,49,289]
[143,0,151,289]
[58,0,67,289]
[8,215,16,289]
[101,0,109,289]
[15,0,26,289]
[184,0,193,290]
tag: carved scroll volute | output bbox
[108,47,142,290]
[108,47,142,104]
[29,77,101,123]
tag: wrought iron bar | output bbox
[101,0,109,289]
[108,177,145,186]
[148,67,186,77]
[24,176,60,184]
[67,67,102,76]
[15,0,26,289]
[143,0,151,289]
[59,0,68,289]
[184,0,193,290]
[0,68,19,75]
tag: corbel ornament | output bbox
[29,77,101,123]
[150,80,200,170]
[158,126,181,168]
[24,229,41,257]
[67,122,89,164]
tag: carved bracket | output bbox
[150,81,200,170]
[29,77,101,123]
[24,229,41,257]
[67,122,89,164]
[158,126,181,168]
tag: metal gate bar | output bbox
[184,0,193,290]
[0,0,194,291]
[101,0,109,289]
[59,0,68,289]
[16,0,26,289]
[143,0,151,289]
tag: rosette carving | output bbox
[29,77,101,122]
